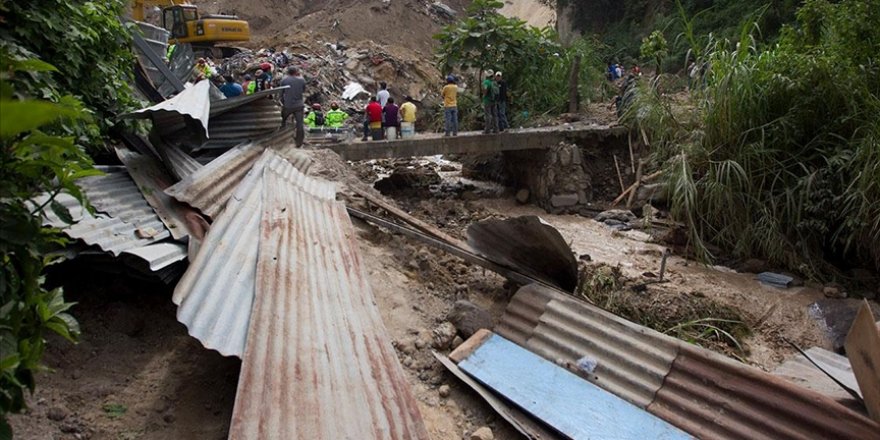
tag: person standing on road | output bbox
[482,69,499,134]
[494,71,509,131]
[383,97,401,139]
[363,96,383,141]
[280,66,307,147]
[441,75,458,136]
[377,82,390,107]
[399,95,417,137]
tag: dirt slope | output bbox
[192,0,470,53]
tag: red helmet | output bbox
[312,103,322,110]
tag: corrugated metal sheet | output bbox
[34,173,171,255]
[152,135,204,180]
[198,97,283,150]
[467,216,579,292]
[498,284,880,439]
[172,149,326,357]
[229,162,427,439]
[115,146,198,240]
[649,344,879,439]
[123,80,213,137]
[498,283,678,407]
[164,130,310,218]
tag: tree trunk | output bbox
[568,55,581,113]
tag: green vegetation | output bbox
[0,1,136,434]
[624,0,880,280]
[434,0,602,128]
[577,264,748,355]
[560,0,800,71]
[0,0,138,152]
[640,30,668,74]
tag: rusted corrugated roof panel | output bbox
[497,283,678,407]
[774,346,862,405]
[172,149,327,357]
[467,216,579,291]
[164,130,310,218]
[648,344,879,439]
[229,163,427,439]
[498,284,880,439]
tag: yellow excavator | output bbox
[132,1,250,55]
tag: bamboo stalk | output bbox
[627,159,645,208]
[613,155,626,194]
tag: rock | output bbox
[431,322,458,349]
[734,258,769,274]
[447,300,493,339]
[163,413,175,424]
[47,406,68,422]
[438,384,451,398]
[515,189,530,204]
[823,284,847,299]
[415,339,427,350]
[397,339,416,355]
[550,193,579,208]
[471,426,494,440]
[603,218,624,226]
[595,209,637,223]
[634,182,668,206]
[451,336,464,348]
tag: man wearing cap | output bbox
[441,75,458,136]
[482,69,499,134]
[494,71,509,131]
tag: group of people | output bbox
[607,63,641,82]
[361,82,418,141]
[480,70,509,134]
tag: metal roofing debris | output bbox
[467,216,578,292]
[165,130,310,218]
[774,346,862,405]
[151,135,204,180]
[433,352,562,440]
[497,284,880,439]
[115,145,200,240]
[229,163,427,439]
[131,21,187,98]
[199,97,283,150]
[36,173,171,256]
[757,271,794,288]
[450,330,690,440]
[124,80,213,137]
[172,149,327,357]
[498,283,678,408]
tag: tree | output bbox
[640,30,669,74]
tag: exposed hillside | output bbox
[191,0,470,53]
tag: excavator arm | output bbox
[131,0,178,22]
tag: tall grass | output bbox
[624,0,880,279]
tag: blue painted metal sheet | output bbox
[457,333,692,440]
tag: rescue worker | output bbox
[195,58,214,81]
[304,103,325,128]
[326,101,349,128]
[242,74,256,95]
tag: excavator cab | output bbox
[161,5,197,39]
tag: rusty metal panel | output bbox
[648,344,880,440]
[164,131,310,218]
[497,284,679,408]
[152,136,204,180]
[172,149,328,357]
[467,216,579,291]
[499,284,880,439]
[229,164,427,439]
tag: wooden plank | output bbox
[350,186,470,250]
[456,332,691,440]
[449,328,494,364]
[434,352,561,440]
[845,301,880,422]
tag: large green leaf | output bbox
[0,100,74,139]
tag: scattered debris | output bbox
[757,272,794,288]
[466,215,578,291]
[844,301,880,422]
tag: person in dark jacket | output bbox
[494,71,509,131]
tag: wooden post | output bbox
[568,55,581,113]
